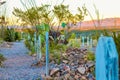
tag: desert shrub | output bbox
[4,28,15,42]
[103,30,120,65]
[24,33,36,55]
[15,32,21,41]
[111,32,120,59]
[86,51,95,61]
[0,38,3,44]
[0,54,6,66]
[48,41,67,64]
[68,39,81,48]
[3,28,21,42]
[69,33,76,39]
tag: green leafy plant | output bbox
[112,32,120,58]
[68,39,81,48]
[24,33,35,55]
[4,28,15,42]
[0,54,6,66]
[0,38,3,44]
[49,41,67,64]
[15,32,21,41]
[86,51,95,61]
[103,30,120,65]
[3,28,21,42]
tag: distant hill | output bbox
[69,18,120,31]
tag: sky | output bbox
[1,0,120,21]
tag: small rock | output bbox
[69,70,75,76]
[62,60,68,64]
[69,76,75,80]
[55,72,61,77]
[64,73,70,80]
[70,63,74,66]
[81,76,87,80]
[74,75,79,79]
[77,67,86,74]
[45,76,53,80]
[32,53,37,57]
[50,68,60,76]
[86,61,94,68]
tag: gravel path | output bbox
[0,41,45,80]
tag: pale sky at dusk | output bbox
[1,0,120,21]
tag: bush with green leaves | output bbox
[24,23,50,55]
[15,32,21,41]
[24,33,35,55]
[4,28,15,42]
[0,54,6,66]
[42,41,67,64]
[3,28,21,42]
[103,30,120,65]
[0,38,3,44]
[86,51,95,61]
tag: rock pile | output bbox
[40,48,95,80]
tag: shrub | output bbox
[0,54,6,66]
[4,28,15,42]
[68,39,81,48]
[48,41,67,64]
[15,32,21,41]
[103,30,120,65]
[86,52,95,61]
[0,38,3,44]
[3,28,21,42]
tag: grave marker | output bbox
[96,36,119,80]
[46,32,49,76]
[87,37,89,46]
[82,36,85,47]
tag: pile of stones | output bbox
[40,48,95,80]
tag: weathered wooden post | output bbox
[37,35,42,61]
[36,39,39,61]
[34,32,37,53]
[90,37,93,48]
[46,32,49,76]
[28,34,30,40]
[21,32,23,39]
[87,36,89,46]
[82,36,85,47]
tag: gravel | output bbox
[0,41,45,80]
